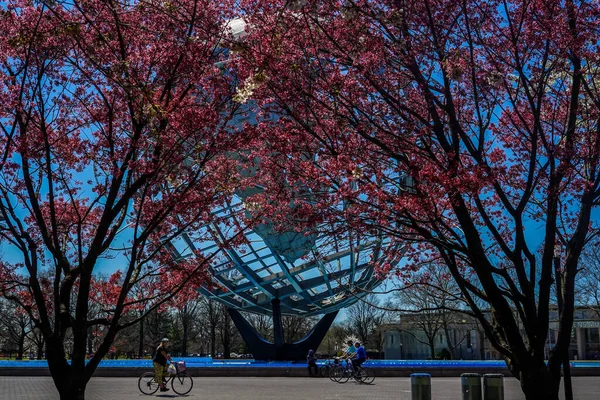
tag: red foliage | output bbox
[230,1,600,397]
[0,0,247,393]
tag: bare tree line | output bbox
[5,240,599,361]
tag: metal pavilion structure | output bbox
[166,194,402,360]
[168,196,400,315]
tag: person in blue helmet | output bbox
[351,341,367,370]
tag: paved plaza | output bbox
[0,376,599,399]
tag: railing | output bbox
[1,358,598,369]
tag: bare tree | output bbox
[281,315,319,344]
[175,299,204,357]
[203,299,221,357]
[577,242,600,320]
[319,323,350,357]
[394,290,444,359]
[346,294,393,351]
[29,327,45,360]
[218,303,242,358]
[0,300,33,359]
[244,312,273,342]
[392,263,470,359]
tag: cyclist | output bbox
[351,341,367,371]
[340,340,357,359]
[153,338,172,392]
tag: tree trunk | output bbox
[223,342,231,359]
[428,339,435,359]
[43,312,104,400]
[563,358,573,400]
[45,336,80,400]
[182,321,188,357]
[210,326,216,357]
[37,339,44,360]
[478,330,485,360]
[59,379,88,400]
[50,363,89,400]
[138,316,144,358]
[220,312,231,359]
[519,364,561,400]
[222,329,231,359]
[87,328,93,356]
[17,335,25,360]
[443,325,455,359]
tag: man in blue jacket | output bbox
[351,341,367,370]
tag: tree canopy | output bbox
[0,0,246,398]
[232,1,600,399]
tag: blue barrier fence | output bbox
[0,358,598,369]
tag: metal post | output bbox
[483,374,504,400]
[410,373,431,400]
[271,298,285,350]
[461,373,482,400]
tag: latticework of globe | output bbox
[166,195,402,317]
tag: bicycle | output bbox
[353,365,375,384]
[330,359,353,383]
[138,360,194,395]
[331,359,375,384]
[319,359,339,380]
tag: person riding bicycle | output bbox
[340,340,357,360]
[351,341,367,372]
[153,338,172,392]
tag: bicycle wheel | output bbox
[328,365,339,382]
[353,367,367,383]
[319,365,329,377]
[362,367,375,384]
[353,367,374,384]
[333,367,350,383]
[171,372,193,395]
[138,372,159,395]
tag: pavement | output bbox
[0,376,599,399]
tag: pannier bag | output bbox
[177,361,186,372]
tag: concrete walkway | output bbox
[1,376,599,399]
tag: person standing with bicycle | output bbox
[153,338,172,392]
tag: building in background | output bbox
[547,307,600,361]
[381,307,600,360]
[381,312,484,360]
